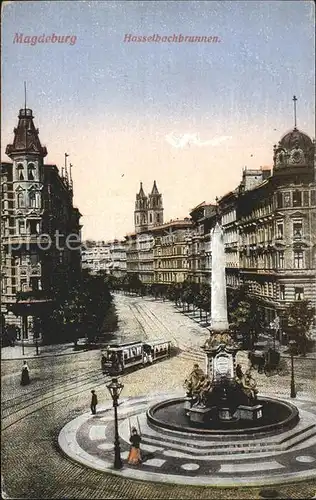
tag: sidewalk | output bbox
[1,342,86,360]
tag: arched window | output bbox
[28,163,35,180]
[29,191,36,208]
[17,192,25,208]
[17,163,24,181]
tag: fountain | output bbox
[147,222,299,436]
[57,222,316,488]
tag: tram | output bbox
[101,339,171,375]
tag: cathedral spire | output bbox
[137,181,146,198]
[151,180,159,195]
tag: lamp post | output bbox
[106,377,124,469]
[289,340,296,398]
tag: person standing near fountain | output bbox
[127,427,142,465]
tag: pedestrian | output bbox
[127,427,142,465]
[148,349,153,364]
[20,360,30,386]
[90,390,98,414]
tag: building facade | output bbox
[81,241,111,273]
[188,126,316,328]
[153,219,193,285]
[1,107,82,340]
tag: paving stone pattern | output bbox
[1,295,316,499]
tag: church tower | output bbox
[148,180,163,229]
[134,182,148,233]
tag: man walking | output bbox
[90,390,98,415]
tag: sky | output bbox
[1,0,315,241]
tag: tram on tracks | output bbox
[101,339,171,375]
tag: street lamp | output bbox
[289,340,296,398]
[106,377,124,469]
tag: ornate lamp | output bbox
[106,377,124,469]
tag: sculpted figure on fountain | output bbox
[184,363,205,398]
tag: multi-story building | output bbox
[109,240,127,278]
[188,124,316,329]
[81,241,111,274]
[187,203,216,284]
[1,106,82,341]
[237,127,315,324]
[153,219,192,285]
[81,240,127,278]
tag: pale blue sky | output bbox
[1,1,315,240]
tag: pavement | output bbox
[58,392,316,488]
[1,342,87,360]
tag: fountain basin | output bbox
[147,396,299,437]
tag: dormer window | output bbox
[28,163,35,180]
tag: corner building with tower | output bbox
[188,122,316,330]
[1,107,82,341]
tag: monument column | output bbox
[210,222,229,332]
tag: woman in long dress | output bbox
[20,361,30,386]
[127,427,142,465]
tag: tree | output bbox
[228,290,264,349]
[284,300,315,356]
[45,269,115,345]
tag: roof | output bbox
[278,127,313,151]
[6,108,47,157]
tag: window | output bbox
[280,285,285,300]
[30,277,39,291]
[294,287,304,301]
[276,221,284,239]
[293,221,303,240]
[303,191,309,207]
[283,192,291,208]
[17,163,24,181]
[311,190,316,206]
[27,163,35,180]
[293,191,302,207]
[156,214,160,223]
[276,192,283,208]
[29,191,36,208]
[277,251,284,268]
[149,213,152,223]
[17,192,25,208]
[29,221,39,235]
[293,250,304,269]
[18,220,25,234]
[20,278,27,291]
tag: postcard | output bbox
[1,1,315,499]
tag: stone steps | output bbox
[141,415,316,455]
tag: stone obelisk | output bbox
[210,222,229,332]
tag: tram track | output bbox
[2,296,205,432]
[1,370,110,430]
[133,300,205,354]
[1,368,101,410]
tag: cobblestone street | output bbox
[1,295,316,499]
